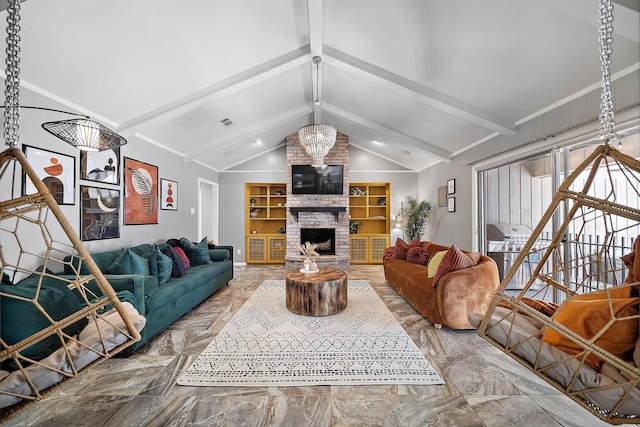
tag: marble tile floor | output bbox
[2,265,636,427]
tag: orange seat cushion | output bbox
[544,290,639,370]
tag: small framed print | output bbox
[447,197,456,212]
[80,147,120,185]
[438,186,447,207]
[160,179,178,210]
[80,185,120,241]
[22,144,76,205]
[447,178,456,195]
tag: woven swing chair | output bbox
[0,1,144,419]
[476,2,639,423]
[476,144,639,424]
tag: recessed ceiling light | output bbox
[373,140,382,145]
[401,149,411,155]
[256,139,262,145]
[220,118,233,127]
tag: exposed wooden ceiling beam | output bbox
[323,103,452,162]
[323,46,517,136]
[118,46,311,136]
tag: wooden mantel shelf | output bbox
[289,206,347,221]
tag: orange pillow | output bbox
[432,245,480,287]
[544,296,639,370]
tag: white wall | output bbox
[0,106,220,270]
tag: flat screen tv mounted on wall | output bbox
[292,165,344,195]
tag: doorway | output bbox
[198,178,219,245]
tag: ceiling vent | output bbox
[220,118,234,127]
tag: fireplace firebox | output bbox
[300,228,335,255]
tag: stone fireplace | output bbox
[285,131,350,271]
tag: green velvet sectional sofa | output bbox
[59,242,234,351]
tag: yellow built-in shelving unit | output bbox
[349,182,391,264]
[245,183,287,263]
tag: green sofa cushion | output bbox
[63,248,125,275]
[1,274,87,369]
[155,247,172,284]
[180,237,211,266]
[107,249,150,276]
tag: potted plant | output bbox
[349,221,361,234]
[401,196,432,241]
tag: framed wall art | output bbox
[80,147,120,185]
[22,144,76,205]
[80,185,120,241]
[447,178,456,195]
[447,197,456,213]
[160,178,178,210]
[438,186,447,207]
[124,157,158,225]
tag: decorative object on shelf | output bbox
[80,147,120,185]
[447,179,456,195]
[250,208,260,218]
[274,190,283,195]
[250,198,256,206]
[80,185,120,241]
[124,157,158,225]
[377,197,386,206]
[349,221,361,234]
[22,144,76,205]
[299,241,319,271]
[350,186,366,196]
[298,56,336,167]
[438,186,447,207]
[277,227,286,234]
[401,196,432,241]
[160,178,178,211]
[447,197,456,213]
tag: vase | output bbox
[303,257,312,271]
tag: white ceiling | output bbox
[1,0,639,171]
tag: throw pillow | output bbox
[544,296,640,371]
[432,245,481,287]
[394,238,409,260]
[161,245,185,278]
[407,246,428,265]
[383,247,396,261]
[107,249,150,276]
[173,246,191,271]
[1,274,87,369]
[621,236,639,285]
[180,237,211,265]
[155,246,172,284]
[166,238,181,248]
[427,251,448,278]
[141,246,159,278]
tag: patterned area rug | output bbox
[177,280,444,387]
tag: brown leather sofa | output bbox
[383,242,500,329]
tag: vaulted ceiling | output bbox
[1,0,639,171]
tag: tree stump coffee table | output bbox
[285,268,347,316]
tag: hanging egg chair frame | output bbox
[478,1,639,424]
